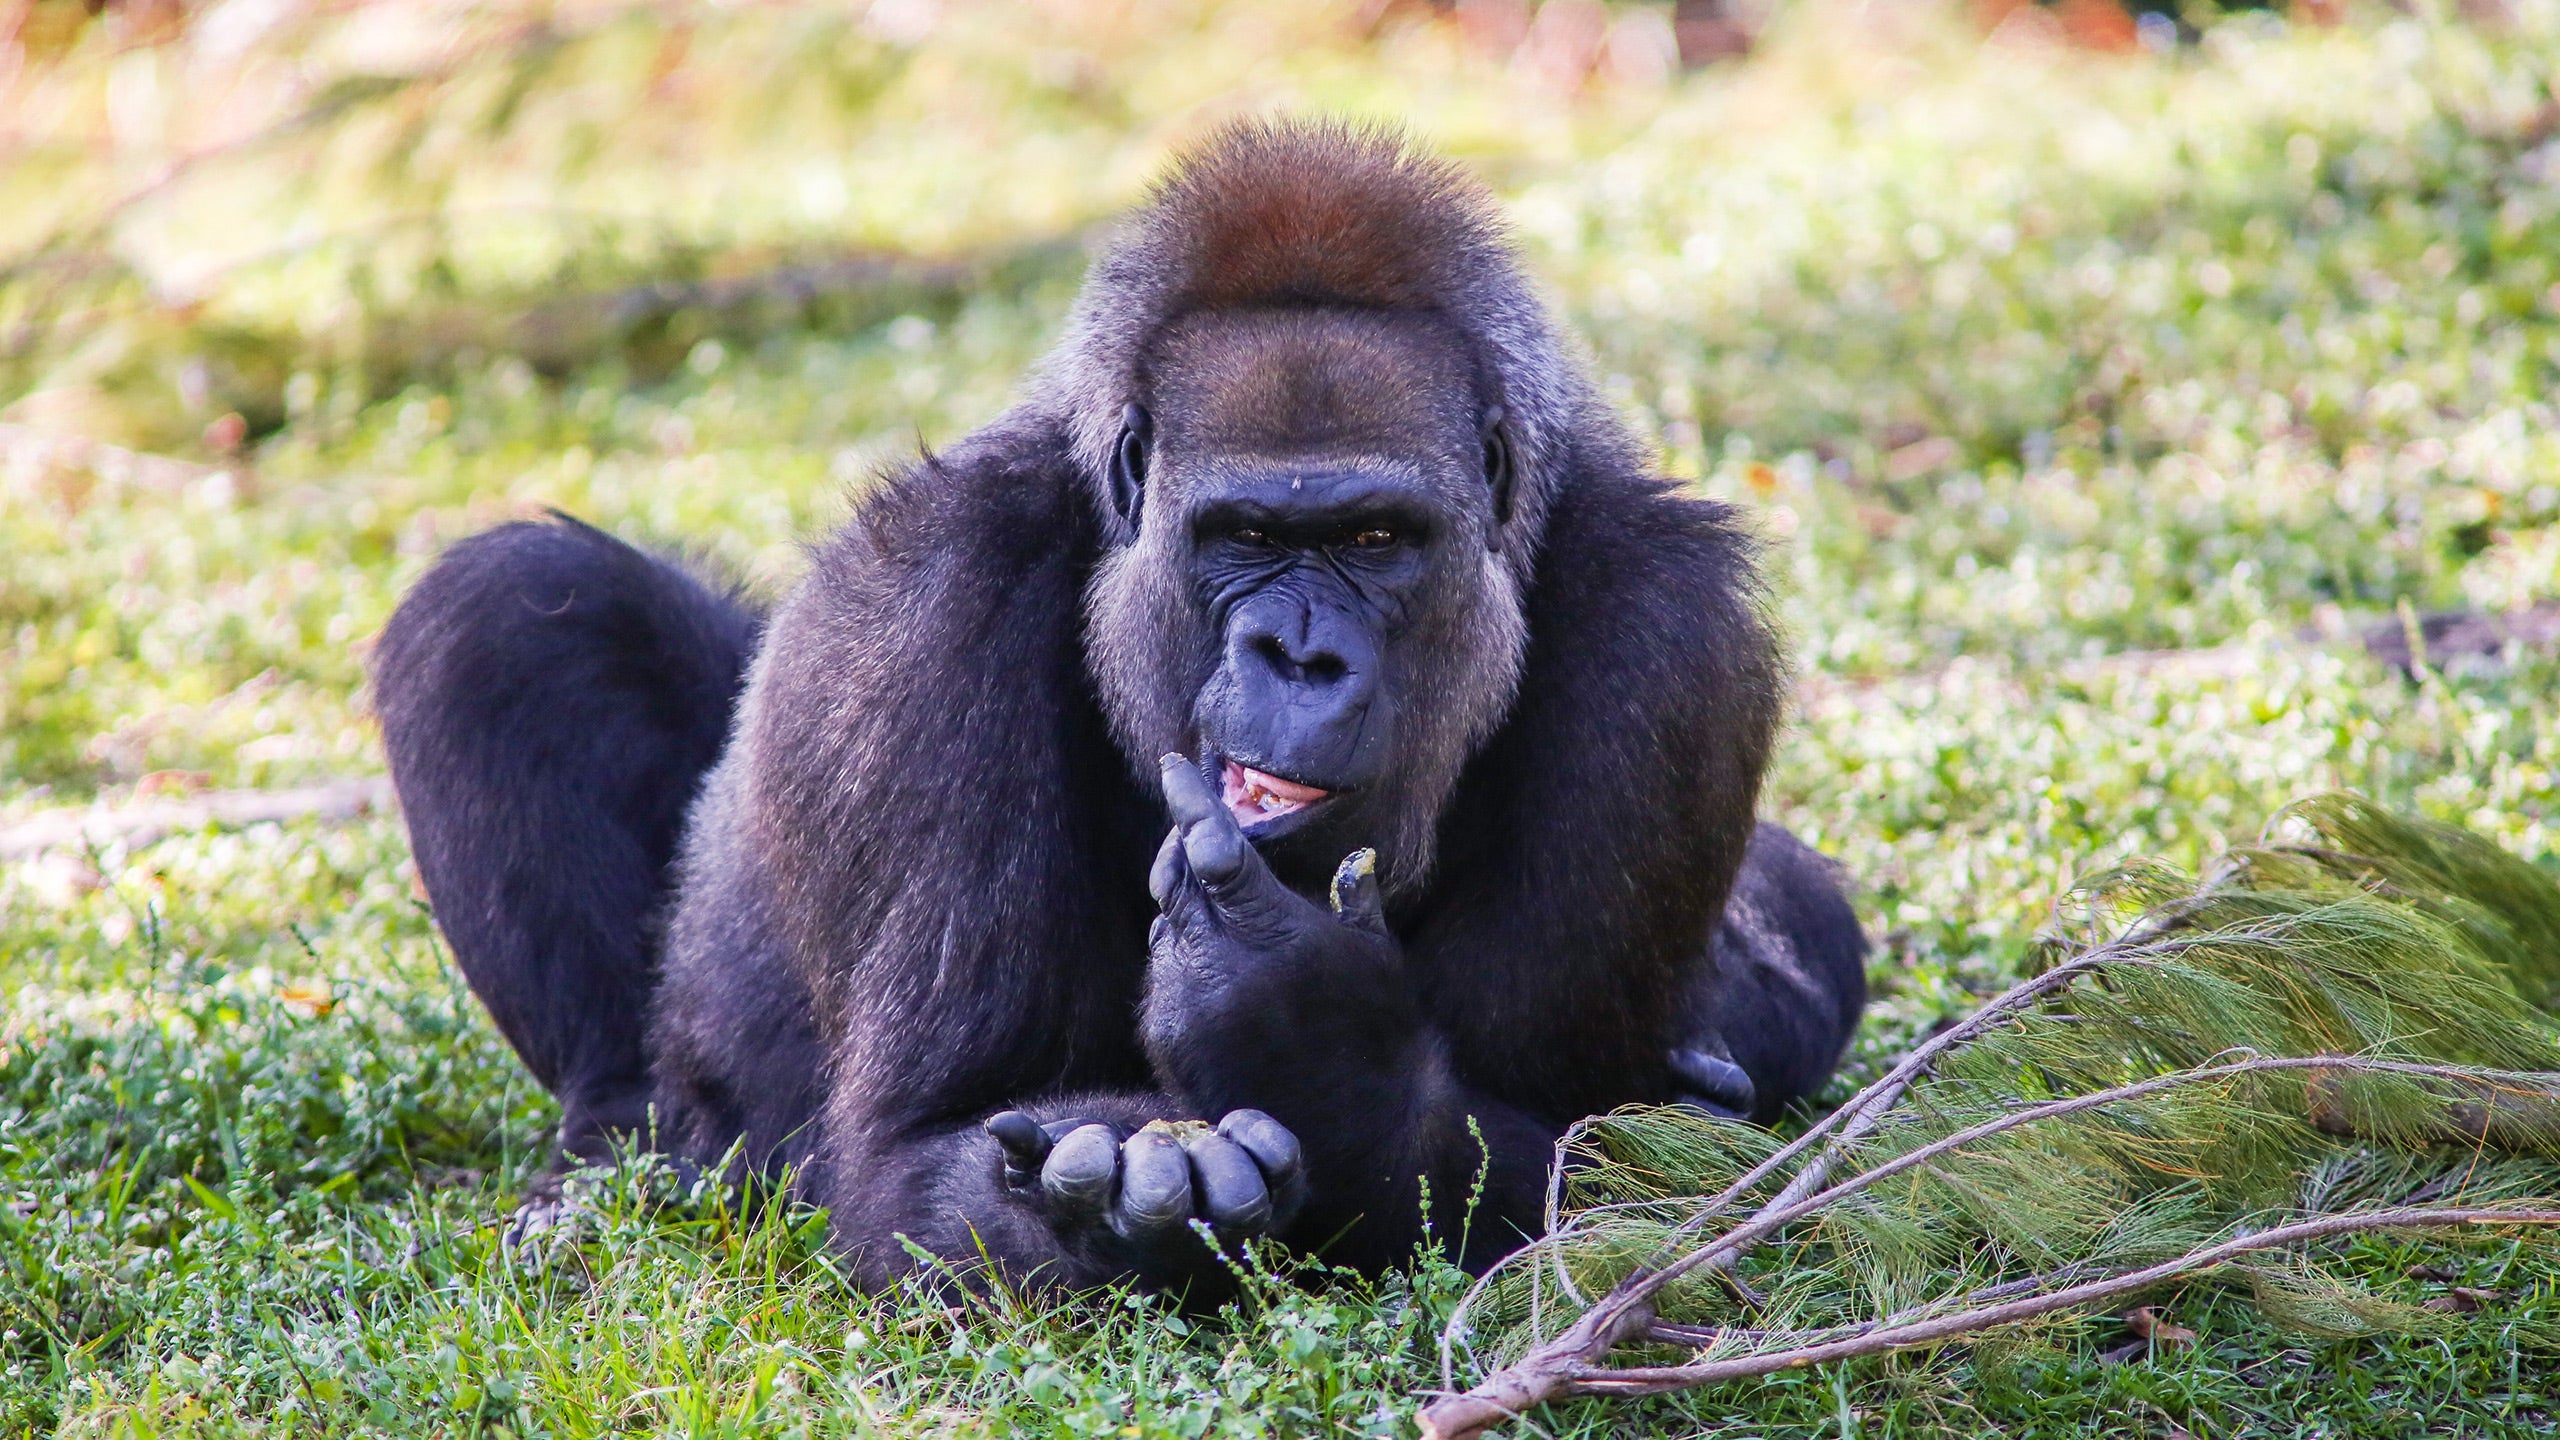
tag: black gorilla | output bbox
[375,122,1866,1295]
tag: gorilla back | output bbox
[375,121,1867,1297]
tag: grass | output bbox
[6,0,2560,1433]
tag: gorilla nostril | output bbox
[1253,634,1349,686]
[1253,634,1299,681]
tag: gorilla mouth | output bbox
[1222,761,1331,828]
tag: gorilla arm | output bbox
[1141,759,1563,1274]
[1141,469,1787,1275]
[730,425,1298,1294]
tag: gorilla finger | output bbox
[1041,1124,1121,1218]
[1041,1115,1102,1146]
[1149,834,1218,935]
[985,1110,1051,1186]
[1159,754,1229,831]
[1180,812,1254,887]
[1160,758,1290,904]
[1217,1109,1303,1183]
[1218,1109,1309,1224]
[1183,1132,1273,1236]
[1161,772,1267,894]
[1149,826,1186,907]
[1110,1125,1193,1239]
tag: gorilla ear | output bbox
[1112,402,1151,532]
[1480,404,1515,538]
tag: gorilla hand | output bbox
[983,1108,1306,1252]
[1141,755,1424,1122]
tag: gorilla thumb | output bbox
[1330,848,1386,932]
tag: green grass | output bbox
[7,1,2560,1433]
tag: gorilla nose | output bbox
[1251,632,1350,687]
[1220,605,1384,782]
[1239,611,1371,703]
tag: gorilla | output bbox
[374,121,1866,1297]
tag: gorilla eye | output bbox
[1233,527,1270,546]
[1350,529,1399,549]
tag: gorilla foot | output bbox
[1670,1041,1758,1120]
[501,1151,728,1257]
[501,1170,589,1255]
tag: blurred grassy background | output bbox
[8,0,2560,1434]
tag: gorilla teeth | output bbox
[1223,762,1328,825]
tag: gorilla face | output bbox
[1084,306,1529,896]
[1188,457,1436,828]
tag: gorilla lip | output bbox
[1223,761,1330,827]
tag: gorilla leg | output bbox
[374,515,760,1162]
[1674,823,1870,1123]
[645,752,831,1182]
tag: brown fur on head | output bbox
[1146,308,1485,462]
[1141,128,1506,315]
[1040,119,1640,574]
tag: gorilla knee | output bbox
[377,515,761,1159]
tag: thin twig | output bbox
[0,778,395,860]
[1568,1205,2560,1393]
[1414,1054,2559,1439]
[1420,1206,2560,1436]
[1646,1258,2118,1352]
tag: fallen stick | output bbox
[0,777,395,860]
[0,422,231,498]
[1416,1206,2560,1438]
[1415,808,2560,1440]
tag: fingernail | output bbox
[1330,848,1378,913]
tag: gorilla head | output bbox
[1087,308,1527,894]
[1075,125,1588,896]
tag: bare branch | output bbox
[1571,1205,2560,1393]
[0,778,395,860]
[1413,1055,2560,1440]
[1420,1206,2560,1436]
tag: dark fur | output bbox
[373,515,762,1160]
[1692,825,1872,1123]
[376,121,1866,1293]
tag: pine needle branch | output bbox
[1560,1207,2560,1398]
[1415,795,2560,1439]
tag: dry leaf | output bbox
[2123,1306,2198,1346]
[2096,1338,2148,1365]
[280,982,335,1017]
[2424,1286,2505,1314]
